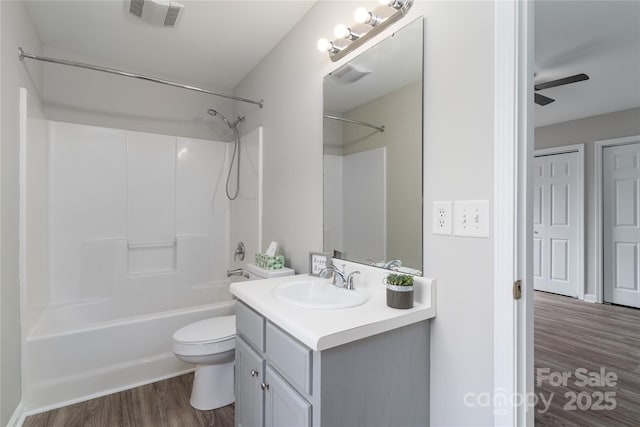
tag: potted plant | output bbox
[385,273,414,309]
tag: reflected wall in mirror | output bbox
[323,18,423,275]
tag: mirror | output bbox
[323,18,423,275]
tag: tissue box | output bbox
[255,253,285,270]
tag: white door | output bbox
[533,152,580,297]
[604,142,640,307]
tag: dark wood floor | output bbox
[535,291,640,426]
[24,293,640,426]
[23,374,234,427]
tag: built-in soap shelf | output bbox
[127,240,177,275]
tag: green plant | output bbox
[386,273,414,287]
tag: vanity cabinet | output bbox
[235,337,265,427]
[235,300,430,427]
[264,365,311,427]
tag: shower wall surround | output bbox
[45,121,232,327]
[20,98,262,409]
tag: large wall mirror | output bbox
[323,18,424,275]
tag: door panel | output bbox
[533,152,580,297]
[264,366,311,427]
[604,142,640,307]
[236,337,265,427]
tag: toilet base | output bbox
[190,361,235,410]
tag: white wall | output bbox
[42,45,236,141]
[323,154,344,254]
[19,88,50,333]
[47,121,231,312]
[535,107,640,298]
[229,126,263,270]
[234,1,495,425]
[0,1,44,423]
[342,147,387,262]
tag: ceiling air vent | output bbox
[126,0,184,28]
[330,64,372,84]
[129,0,144,17]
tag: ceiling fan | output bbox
[534,73,590,106]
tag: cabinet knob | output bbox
[250,369,259,377]
[260,382,270,391]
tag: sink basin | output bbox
[272,279,369,309]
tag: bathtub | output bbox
[23,297,236,414]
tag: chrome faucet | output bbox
[319,265,346,287]
[383,259,402,270]
[346,271,360,290]
[227,268,244,277]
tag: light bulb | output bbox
[317,38,332,52]
[354,7,370,24]
[378,0,392,5]
[354,7,382,26]
[334,24,350,39]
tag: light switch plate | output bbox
[432,201,452,235]
[453,200,490,238]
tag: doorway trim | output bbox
[595,135,640,303]
[533,143,585,301]
[493,0,533,425]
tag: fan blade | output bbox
[535,93,555,106]
[535,73,589,91]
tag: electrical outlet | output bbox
[432,201,452,235]
[453,200,490,238]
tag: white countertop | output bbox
[230,264,436,351]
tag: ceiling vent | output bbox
[330,64,372,84]
[127,0,184,28]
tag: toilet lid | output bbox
[173,315,236,344]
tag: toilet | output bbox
[172,263,294,410]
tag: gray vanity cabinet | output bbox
[235,300,430,427]
[235,300,312,427]
[235,336,265,427]
[264,365,311,427]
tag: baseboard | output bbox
[22,352,193,416]
[6,401,25,427]
[584,294,597,303]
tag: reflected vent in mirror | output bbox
[331,64,372,84]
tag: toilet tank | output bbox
[245,263,295,280]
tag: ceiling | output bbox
[534,1,640,127]
[24,1,640,127]
[25,0,316,90]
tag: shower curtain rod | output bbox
[18,47,264,109]
[323,114,385,133]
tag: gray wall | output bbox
[234,2,495,425]
[535,107,640,298]
[343,81,423,271]
[0,1,44,424]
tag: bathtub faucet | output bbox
[227,268,244,277]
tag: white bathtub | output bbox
[23,298,236,414]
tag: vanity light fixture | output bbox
[334,24,360,41]
[378,0,411,11]
[354,7,383,27]
[317,0,413,62]
[317,38,342,54]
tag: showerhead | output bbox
[207,108,233,129]
[207,109,244,129]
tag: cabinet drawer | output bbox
[265,322,312,395]
[236,301,265,352]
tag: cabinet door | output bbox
[264,366,311,427]
[236,337,265,427]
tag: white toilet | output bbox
[172,263,294,410]
[172,315,236,410]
